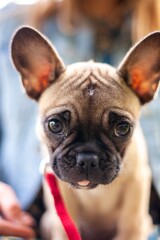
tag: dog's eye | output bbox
[114,121,130,137]
[48,119,64,134]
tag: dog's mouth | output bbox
[71,180,98,189]
[68,170,120,189]
[77,180,90,187]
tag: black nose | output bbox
[76,152,99,169]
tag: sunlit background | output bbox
[0,0,39,9]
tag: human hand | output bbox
[0,181,36,238]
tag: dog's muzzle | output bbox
[51,144,121,189]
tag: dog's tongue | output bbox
[77,180,90,186]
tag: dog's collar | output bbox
[43,163,81,240]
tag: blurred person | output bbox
[0,0,160,238]
[0,2,44,238]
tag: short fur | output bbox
[11,27,160,240]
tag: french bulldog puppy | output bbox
[11,27,160,240]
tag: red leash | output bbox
[45,172,82,240]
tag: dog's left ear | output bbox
[11,26,65,100]
[118,32,160,104]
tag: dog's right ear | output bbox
[11,26,65,100]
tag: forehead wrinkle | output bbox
[91,69,126,90]
[60,69,124,94]
[57,68,91,91]
[55,61,125,94]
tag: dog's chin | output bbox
[62,174,119,190]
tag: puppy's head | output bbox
[11,27,160,189]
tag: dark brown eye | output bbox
[48,119,63,134]
[114,121,130,137]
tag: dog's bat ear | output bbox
[118,32,160,104]
[11,26,65,100]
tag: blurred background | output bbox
[0,0,160,238]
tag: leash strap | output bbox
[45,172,82,240]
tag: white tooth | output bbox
[78,180,90,186]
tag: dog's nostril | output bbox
[78,160,85,167]
[91,162,97,167]
[76,153,99,169]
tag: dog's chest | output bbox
[75,182,125,239]
[78,180,125,218]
